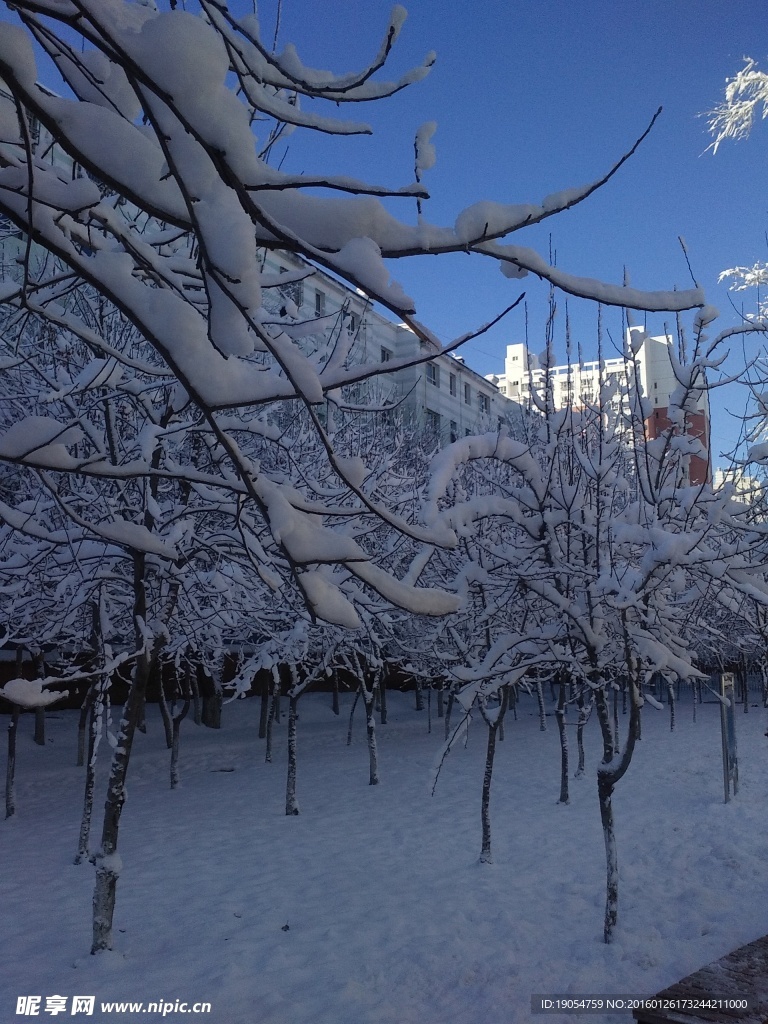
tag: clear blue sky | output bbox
[251,0,768,467]
[6,1,768,467]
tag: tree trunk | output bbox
[170,678,191,790]
[427,684,432,734]
[414,676,424,712]
[595,676,641,944]
[361,672,380,786]
[91,553,162,955]
[77,684,97,767]
[331,668,340,716]
[76,685,106,864]
[92,646,157,952]
[285,695,299,814]
[347,688,360,746]
[536,678,546,731]
[33,653,46,746]
[265,688,276,764]
[258,681,269,739]
[158,674,173,750]
[190,668,202,726]
[597,768,618,943]
[33,707,45,747]
[480,689,509,864]
[668,680,676,731]
[199,664,222,729]
[5,705,20,818]
[575,691,591,777]
[201,688,222,729]
[556,680,569,804]
[741,663,749,713]
[437,679,444,719]
[444,689,454,742]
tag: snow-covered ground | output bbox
[3,687,767,1024]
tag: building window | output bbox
[450,420,458,442]
[381,346,392,363]
[315,290,326,317]
[449,373,457,397]
[347,312,358,333]
[427,363,439,387]
[464,383,471,406]
[426,410,441,433]
[478,393,490,415]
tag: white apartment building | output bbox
[260,249,524,443]
[487,332,711,484]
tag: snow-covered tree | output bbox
[0,1,712,956]
[425,305,768,941]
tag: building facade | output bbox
[260,249,525,443]
[487,332,711,485]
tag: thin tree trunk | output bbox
[137,693,147,734]
[91,553,162,955]
[437,679,444,719]
[668,680,676,731]
[556,680,569,804]
[170,677,191,790]
[479,689,509,864]
[347,688,360,746]
[77,683,97,767]
[91,667,146,952]
[5,705,19,819]
[741,664,749,713]
[258,680,269,739]
[427,685,432,734]
[265,667,278,764]
[331,668,340,716]
[595,674,641,944]
[158,673,173,750]
[76,684,106,864]
[575,692,591,777]
[536,678,546,731]
[33,707,45,747]
[414,675,424,712]
[444,689,454,742]
[285,695,299,814]
[33,653,46,746]
[364,681,379,785]
[190,668,202,726]
[597,768,618,943]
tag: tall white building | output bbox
[259,249,525,443]
[487,333,711,484]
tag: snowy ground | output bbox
[3,686,767,1024]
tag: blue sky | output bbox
[249,0,768,467]
[6,1,768,466]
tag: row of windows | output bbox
[427,411,501,441]
[275,269,361,332]
[425,363,492,412]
